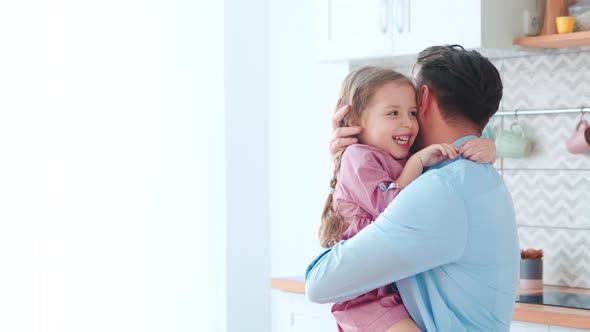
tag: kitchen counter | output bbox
[271,277,590,330]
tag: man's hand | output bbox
[330,99,362,161]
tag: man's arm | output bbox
[305,171,468,304]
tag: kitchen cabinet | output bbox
[315,0,397,61]
[271,278,590,331]
[316,0,539,61]
[272,291,335,332]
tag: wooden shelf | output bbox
[514,31,590,48]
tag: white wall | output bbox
[269,1,349,279]
[0,1,225,331]
[224,0,272,331]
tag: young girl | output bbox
[319,66,496,332]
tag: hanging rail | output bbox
[494,107,587,117]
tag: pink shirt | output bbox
[331,144,411,332]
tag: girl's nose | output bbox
[401,117,413,128]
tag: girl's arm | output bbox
[460,138,496,164]
[396,144,458,189]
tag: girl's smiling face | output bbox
[356,81,419,159]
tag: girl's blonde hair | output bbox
[318,66,414,248]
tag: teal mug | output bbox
[496,122,531,158]
[481,126,495,140]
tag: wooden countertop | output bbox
[271,277,590,330]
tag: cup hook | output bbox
[514,109,520,125]
[510,109,526,135]
[581,107,587,121]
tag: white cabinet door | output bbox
[272,291,336,332]
[292,314,337,332]
[510,321,550,332]
[393,0,481,56]
[317,0,395,61]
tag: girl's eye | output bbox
[410,111,418,117]
[387,111,398,116]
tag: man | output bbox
[305,45,520,331]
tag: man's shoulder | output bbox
[419,159,503,195]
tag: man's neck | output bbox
[434,127,480,145]
[421,121,479,146]
[419,102,482,146]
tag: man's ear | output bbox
[418,85,431,115]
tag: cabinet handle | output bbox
[404,0,410,33]
[380,0,389,34]
[328,0,332,40]
[395,0,404,33]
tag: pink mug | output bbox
[566,120,590,154]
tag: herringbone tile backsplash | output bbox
[497,51,590,110]
[497,51,590,288]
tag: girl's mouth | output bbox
[393,136,410,145]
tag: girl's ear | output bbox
[348,117,359,127]
[343,111,360,127]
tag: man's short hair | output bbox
[414,45,503,131]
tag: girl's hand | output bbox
[460,138,497,164]
[415,144,459,168]
[330,99,362,161]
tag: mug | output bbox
[496,122,531,158]
[556,16,576,34]
[481,126,495,140]
[566,119,590,154]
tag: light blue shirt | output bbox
[305,136,520,332]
